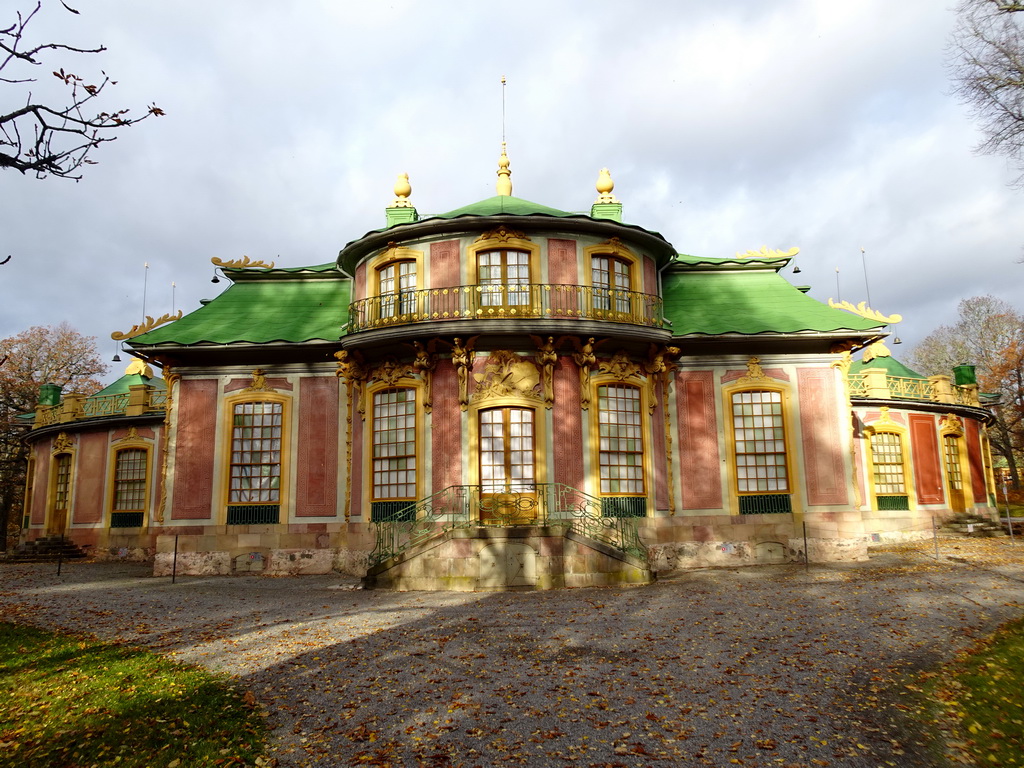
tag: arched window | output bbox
[227,400,284,524]
[477,249,530,308]
[377,259,417,318]
[111,447,149,527]
[371,388,418,521]
[50,453,72,534]
[869,431,909,510]
[943,433,966,513]
[730,389,792,514]
[591,254,633,314]
[595,383,647,517]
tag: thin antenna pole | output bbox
[501,76,506,146]
[860,247,873,308]
[171,281,176,315]
[142,262,150,320]
[835,267,841,303]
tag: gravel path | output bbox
[2,538,1023,767]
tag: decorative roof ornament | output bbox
[827,298,902,325]
[125,358,154,378]
[389,173,413,208]
[861,340,892,363]
[734,245,800,260]
[595,168,619,204]
[211,255,276,270]
[111,311,184,341]
[496,143,513,196]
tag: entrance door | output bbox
[479,408,537,523]
[943,435,966,513]
[48,454,72,536]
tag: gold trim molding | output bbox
[735,245,799,260]
[211,255,276,269]
[111,311,183,341]
[827,298,902,325]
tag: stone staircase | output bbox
[941,512,1004,538]
[3,536,89,563]
[364,524,655,591]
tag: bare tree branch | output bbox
[0,1,162,180]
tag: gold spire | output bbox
[595,168,619,203]
[496,143,512,196]
[389,173,413,208]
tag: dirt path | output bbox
[2,537,1023,767]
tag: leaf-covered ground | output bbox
[0,622,267,768]
[1,535,1023,767]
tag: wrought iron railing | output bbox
[149,389,168,409]
[347,283,664,333]
[34,405,61,427]
[846,374,868,397]
[847,373,977,405]
[82,392,130,418]
[369,482,649,566]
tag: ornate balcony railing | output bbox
[347,283,664,333]
[31,385,167,429]
[847,373,978,405]
[81,392,130,418]
[370,483,649,566]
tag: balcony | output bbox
[346,283,664,334]
[33,385,166,429]
[847,372,979,406]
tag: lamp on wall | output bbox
[211,269,221,284]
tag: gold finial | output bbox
[390,173,413,208]
[861,340,892,362]
[496,142,512,196]
[827,298,903,325]
[595,168,618,203]
[125,358,154,378]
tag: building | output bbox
[20,155,999,588]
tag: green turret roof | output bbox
[434,195,574,219]
[662,262,882,336]
[90,370,165,397]
[131,270,350,347]
[849,353,926,379]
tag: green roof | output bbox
[434,195,574,219]
[849,354,925,379]
[132,276,350,346]
[90,371,165,397]
[662,268,883,335]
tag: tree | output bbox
[0,322,106,550]
[910,295,1024,488]
[1,1,163,180]
[949,1,1024,185]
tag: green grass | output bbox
[925,616,1024,766]
[0,622,268,768]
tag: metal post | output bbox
[56,534,64,576]
[172,534,179,583]
[803,521,809,572]
[1003,480,1015,544]
[932,515,940,560]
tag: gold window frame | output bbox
[219,391,292,523]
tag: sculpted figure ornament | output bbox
[450,337,476,411]
[572,337,598,409]
[644,344,680,415]
[531,335,559,409]
[410,340,436,412]
[473,350,541,404]
[737,356,770,386]
[243,368,275,393]
[334,349,368,419]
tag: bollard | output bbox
[56,534,64,576]
[172,535,179,583]
[932,515,939,560]
[803,521,809,572]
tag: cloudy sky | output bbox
[3,0,1023,382]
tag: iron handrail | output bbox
[347,283,664,333]
[369,482,648,566]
